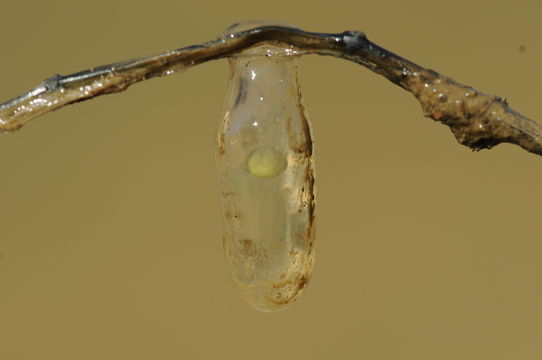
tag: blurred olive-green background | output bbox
[1,0,541,359]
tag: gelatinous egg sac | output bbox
[216,46,316,312]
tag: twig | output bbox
[1,25,541,156]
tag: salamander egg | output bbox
[216,30,315,311]
[247,146,287,178]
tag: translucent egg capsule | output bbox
[216,32,316,312]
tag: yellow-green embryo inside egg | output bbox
[247,147,287,178]
[216,21,316,312]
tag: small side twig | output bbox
[1,25,540,156]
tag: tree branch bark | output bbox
[1,25,540,156]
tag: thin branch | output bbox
[1,25,541,156]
